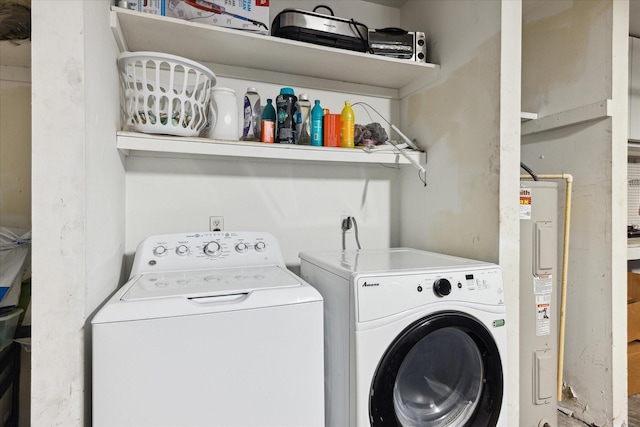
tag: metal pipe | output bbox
[521,173,573,401]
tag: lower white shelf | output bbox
[116,131,426,166]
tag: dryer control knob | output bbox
[236,242,249,253]
[204,241,221,256]
[254,241,266,252]
[433,278,452,297]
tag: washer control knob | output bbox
[176,245,189,256]
[236,242,249,253]
[433,278,452,297]
[254,241,266,252]
[153,246,168,257]
[204,241,221,256]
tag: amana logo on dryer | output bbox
[362,282,380,287]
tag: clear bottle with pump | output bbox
[340,101,355,148]
[260,98,276,143]
[310,100,324,147]
[297,94,311,145]
[242,87,261,141]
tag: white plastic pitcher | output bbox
[207,87,239,141]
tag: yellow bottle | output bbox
[340,101,355,148]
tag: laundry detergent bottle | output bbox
[340,101,355,148]
[276,87,298,144]
[242,87,261,141]
[310,100,324,147]
[260,98,276,143]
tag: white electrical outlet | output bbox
[209,216,224,231]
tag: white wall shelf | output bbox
[521,99,612,136]
[110,7,439,98]
[117,131,426,165]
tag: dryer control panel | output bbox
[356,267,504,323]
[129,231,284,276]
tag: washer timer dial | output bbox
[204,241,222,256]
[153,246,168,257]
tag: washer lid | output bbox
[121,265,301,301]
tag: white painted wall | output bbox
[522,1,628,425]
[397,0,503,262]
[125,157,398,266]
[396,2,522,425]
[31,1,123,425]
[0,70,31,230]
[631,37,640,141]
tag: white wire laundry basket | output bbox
[118,51,216,137]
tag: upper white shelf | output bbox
[117,131,426,166]
[110,7,439,94]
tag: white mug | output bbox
[207,87,239,141]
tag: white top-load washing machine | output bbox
[299,248,507,427]
[92,231,324,427]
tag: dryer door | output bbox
[369,311,503,427]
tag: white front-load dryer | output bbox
[300,248,507,427]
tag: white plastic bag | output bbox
[0,227,31,309]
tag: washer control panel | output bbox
[129,231,284,276]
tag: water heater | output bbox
[520,181,558,427]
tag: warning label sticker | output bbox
[536,293,551,336]
[520,188,532,220]
[534,274,553,295]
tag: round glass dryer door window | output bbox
[393,328,483,426]
[370,311,503,427]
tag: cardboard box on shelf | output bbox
[121,0,270,35]
[629,341,640,396]
[630,272,640,302]
[630,273,640,342]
